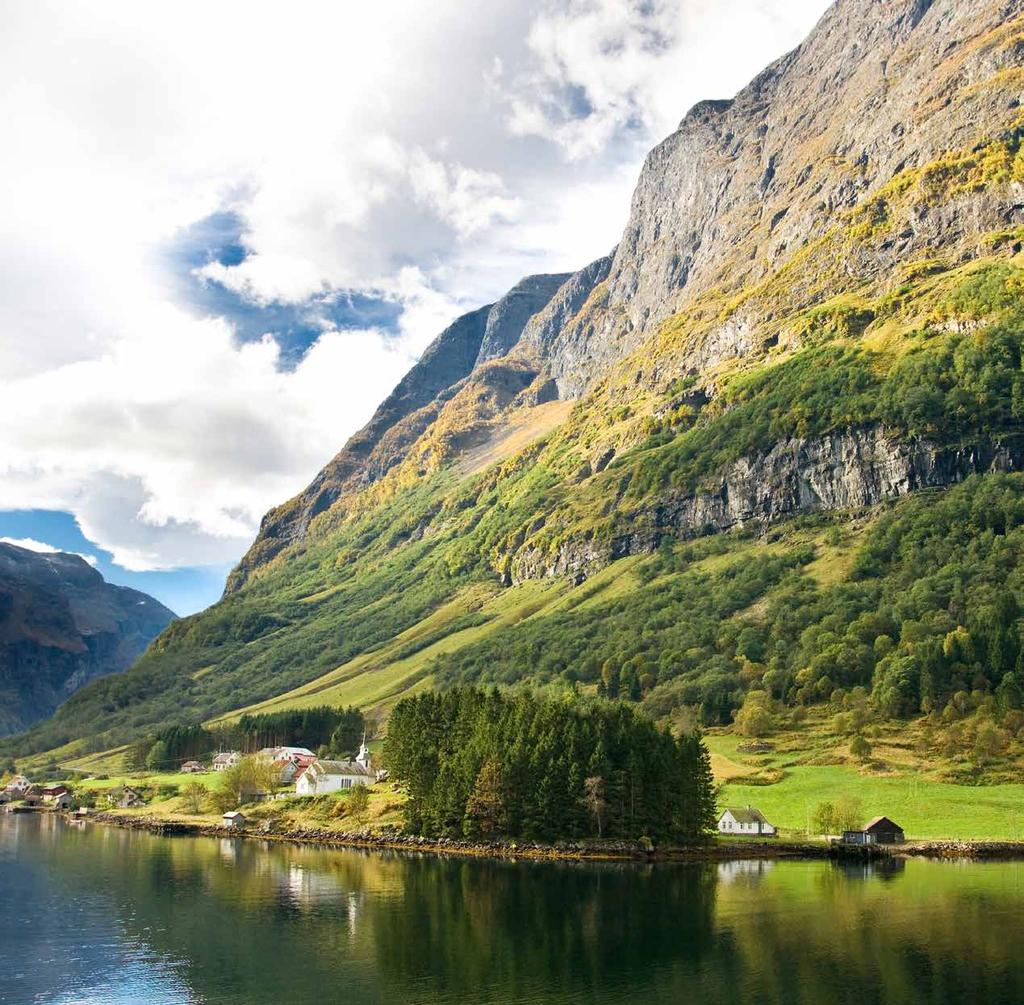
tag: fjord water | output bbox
[4,815,1024,1005]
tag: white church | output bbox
[296,740,376,796]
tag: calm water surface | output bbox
[3,814,1024,1004]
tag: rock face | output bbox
[542,0,1024,394]
[0,544,175,737]
[510,428,1024,583]
[475,273,572,365]
[231,0,1024,588]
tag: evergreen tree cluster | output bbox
[384,687,717,843]
[128,705,364,770]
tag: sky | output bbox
[0,0,831,615]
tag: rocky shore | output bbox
[88,812,1024,864]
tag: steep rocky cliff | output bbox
[0,544,174,736]
[510,428,1024,583]
[229,274,571,589]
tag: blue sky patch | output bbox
[0,509,230,617]
[165,211,403,370]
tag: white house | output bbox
[4,775,31,796]
[717,806,777,837]
[258,746,315,762]
[296,742,374,796]
[212,752,241,772]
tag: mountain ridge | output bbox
[0,543,175,737]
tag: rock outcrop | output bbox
[475,273,572,365]
[0,544,175,736]
[510,428,1024,583]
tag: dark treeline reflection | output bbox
[4,816,1024,1004]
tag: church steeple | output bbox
[356,733,371,769]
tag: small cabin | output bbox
[717,806,777,837]
[51,792,73,811]
[222,811,246,830]
[117,787,145,809]
[843,816,905,845]
[4,775,31,795]
[181,761,205,774]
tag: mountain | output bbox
[7,0,1024,760]
[0,544,175,737]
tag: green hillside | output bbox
[5,54,1024,773]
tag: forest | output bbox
[384,687,717,842]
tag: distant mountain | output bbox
[9,0,1024,760]
[0,543,175,737]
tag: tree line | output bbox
[384,687,717,842]
[127,705,365,771]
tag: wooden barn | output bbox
[843,816,905,845]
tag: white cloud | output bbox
[0,537,99,567]
[0,0,831,574]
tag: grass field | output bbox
[707,726,1024,841]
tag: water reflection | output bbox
[3,815,1024,1004]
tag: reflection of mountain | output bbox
[7,817,1024,1004]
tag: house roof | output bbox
[308,758,374,778]
[864,816,902,832]
[722,806,771,825]
[223,811,245,819]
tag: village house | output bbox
[181,761,206,773]
[271,759,301,785]
[4,775,31,796]
[717,806,777,837]
[842,816,905,845]
[258,746,316,763]
[212,752,241,772]
[50,792,73,811]
[41,784,69,803]
[222,810,246,830]
[115,786,145,809]
[296,742,374,796]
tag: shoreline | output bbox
[77,811,1024,864]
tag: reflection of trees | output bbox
[370,857,718,1001]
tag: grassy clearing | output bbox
[707,717,1024,840]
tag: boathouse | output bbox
[223,810,246,830]
[842,816,905,845]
